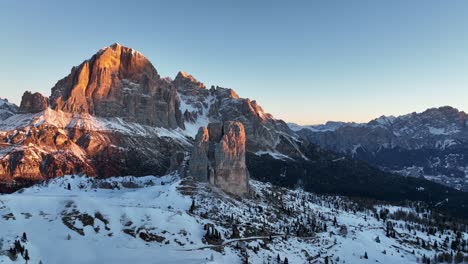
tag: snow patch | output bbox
[254,150,293,161]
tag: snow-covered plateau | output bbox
[1,174,466,264]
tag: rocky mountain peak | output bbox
[49,43,183,129]
[19,91,49,113]
[174,71,206,90]
[420,106,466,120]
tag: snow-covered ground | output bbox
[0,108,191,145]
[0,175,465,264]
[0,175,232,264]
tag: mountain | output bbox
[0,174,467,264]
[1,44,468,219]
[50,43,184,129]
[0,98,18,120]
[295,106,468,191]
[0,44,190,189]
[289,121,361,133]
[175,71,302,158]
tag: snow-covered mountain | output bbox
[1,43,468,263]
[1,43,468,230]
[1,173,466,264]
[294,106,468,191]
[289,121,363,133]
[0,43,304,187]
[0,99,18,121]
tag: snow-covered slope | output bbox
[288,121,363,132]
[0,99,18,121]
[1,174,465,264]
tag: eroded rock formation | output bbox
[189,121,249,195]
[19,91,49,113]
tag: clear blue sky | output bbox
[1,0,468,124]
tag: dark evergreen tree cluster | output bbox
[189,199,196,214]
[204,224,222,245]
[8,233,30,263]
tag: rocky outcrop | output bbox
[189,121,249,195]
[174,71,206,90]
[49,43,184,129]
[19,91,49,113]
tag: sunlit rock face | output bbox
[0,43,299,192]
[49,43,184,129]
[189,121,249,195]
[0,44,191,188]
[0,109,189,185]
[19,91,49,113]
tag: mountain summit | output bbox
[48,43,183,129]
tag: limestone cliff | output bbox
[189,121,249,195]
[49,43,184,129]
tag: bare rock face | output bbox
[176,74,304,159]
[19,91,49,113]
[174,72,210,123]
[49,43,184,129]
[174,71,206,90]
[189,121,249,195]
[0,114,189,186]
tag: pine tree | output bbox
[364,252,368,259]
[24,249,30,263]
[189,199,195,214]
[284,257,289,264]
[454,251,464,264]
[22,232,27,241]
[67,183,71,190]
[451,239,460,251]
[276,254,280,263]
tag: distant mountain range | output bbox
[291,106,468,191]
[0,43,467,219]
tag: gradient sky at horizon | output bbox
[1,0,468,124]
